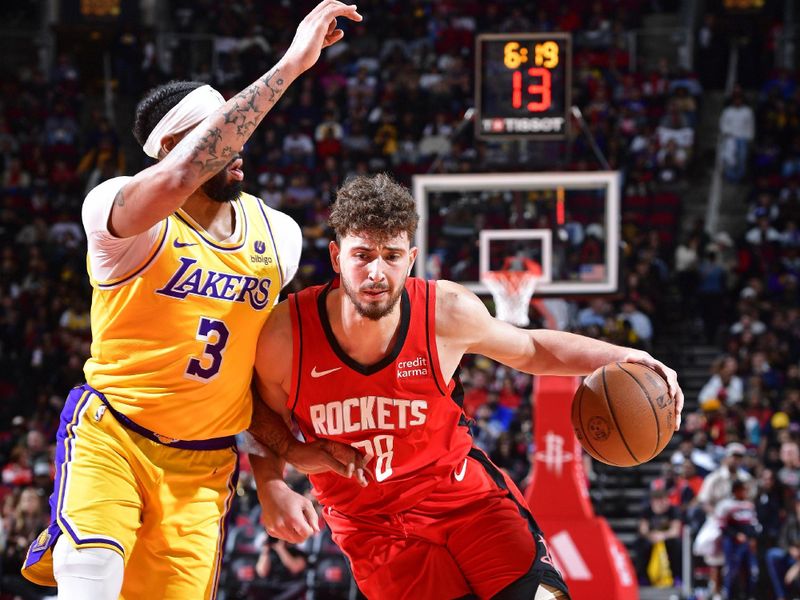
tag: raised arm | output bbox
[109,1,362,237]
[435,280,684,429]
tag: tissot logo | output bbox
[254,240,266,254]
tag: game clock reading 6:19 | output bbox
[475,33,571,140]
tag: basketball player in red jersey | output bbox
[249,173,684,599]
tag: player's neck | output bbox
[328,288,402,364]
[181,193,236,242]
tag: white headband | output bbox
[142,85,226,159]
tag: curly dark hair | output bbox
[132,80,206,148]
[329,174,419,243]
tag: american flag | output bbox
[578,264,606,282]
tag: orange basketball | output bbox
[570,362,674,467]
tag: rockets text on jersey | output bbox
[287,277,474,515]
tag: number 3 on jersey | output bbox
[352,435,394,482]
[185,317,230,381]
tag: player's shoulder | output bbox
[434,279,485,314]
[84,176,132,205]
[81,176,133,233]
[241,193,302,240]
[255,299,294,382]
[433,279,489,332]
[258,299,293,347]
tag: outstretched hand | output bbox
[623,350,684,431]
[285,438,369,487]
[284,0,363,73]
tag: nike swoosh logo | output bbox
[454,458,467,482]
[311,366,342,378]
[173,239,198,248]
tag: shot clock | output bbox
[475,33,571,140]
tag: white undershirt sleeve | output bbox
[264,206,303,289]
[82,176,164,283]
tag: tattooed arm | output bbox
[108,0,362,238]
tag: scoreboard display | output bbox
[475,33,571,140]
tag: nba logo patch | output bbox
[253,241,266,254]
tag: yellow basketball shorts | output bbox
[22,385,239,599]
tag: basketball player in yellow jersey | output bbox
[21,2,364,598]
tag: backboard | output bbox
[412,172,620,297]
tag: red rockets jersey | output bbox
[287,277,474,516]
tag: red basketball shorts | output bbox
[323,448,569,600]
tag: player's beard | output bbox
[341,274,406,321]
[201,157,243,203]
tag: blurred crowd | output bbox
[0,0,790,598]
[633,72,800,599]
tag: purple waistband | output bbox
[81,385,236,451]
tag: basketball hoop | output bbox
[482,269,539,327]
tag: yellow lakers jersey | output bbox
[84,192,284,440]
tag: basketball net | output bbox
[482,259,541,327]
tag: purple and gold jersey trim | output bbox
[95,220,170,290]
[174,198,248,252]
[210,451,239,598]
[89,385,236,450]
[255,199,284,289]
[55,387,126,556]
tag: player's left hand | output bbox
[284,0,363,74]
[257,479,319,543]
[286,439,369,486]
[622,350,684,431]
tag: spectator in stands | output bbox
[720,87,756,182]
[675,234,701,317]
[717,479,760,600]
[671,461,704,515]
[251,531,308,600]
[757,468,785,550]
[745,214,782,246]
[618,301,653,350]
[781,137,800,180]
[747,192,780,226]
[778,441,800,494]
[657,103,694,154]
[671,435,718,477]
[490,431,529,486]
[1,487,49,598]
[656,139,688,184]
[699,356,744,407]
[282,126,316,169]
[694,443,754,599]
[696,13,728,90]
[635,488,682,586]
[766,491,800,600]
[697,250,728,343]
[577,298,610,329]
[729,312,767,337]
